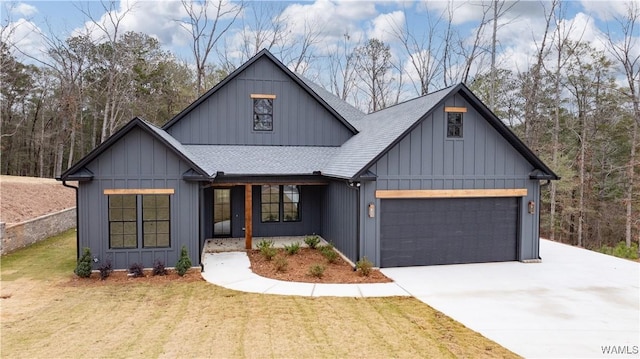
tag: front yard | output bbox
[0,230,519,358]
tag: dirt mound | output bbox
[0,176,76,224]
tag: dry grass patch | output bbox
[1,231,520,358]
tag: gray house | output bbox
[59,49,558,270]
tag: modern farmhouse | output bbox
[59,49,558,270]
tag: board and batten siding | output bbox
[78,127,200,270]
[167,57,353,146]
[321,180,358,263]
[363,94,542,264]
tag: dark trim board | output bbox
[379,197,519,267]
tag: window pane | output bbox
[123,235,137,248]
[157,208,170,221]
[110,222,123,235]
[109,209,122,221]
[122,208,137,221]
[156,234,170,247]
[157,221,170,234]
[123,222,137,235]
[122,195,136,208]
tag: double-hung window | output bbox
[107,190,172,249]
[260,185,300,223]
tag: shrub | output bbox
[257,239,275,250]
[356,257,373,277]
[98,260,112,280]
[319,245,338,264]
[152,259,167,276]
[74,247,93,278]
[257,239,277,260]
[128,262,144,278]
[598,242,639,260]
[308,263,325,278]
[284,242,301,255]
[176,245,192,276]
[304,235,320,249]
[274,256,288,272]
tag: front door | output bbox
[213,189,231,236]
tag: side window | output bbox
[108,195,138,249]
[142,195,171,248]
[447,112,463,138]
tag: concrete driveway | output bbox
[381,239,640,359]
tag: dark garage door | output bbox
[380,197,518,267]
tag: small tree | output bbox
[75,247,93,278]
[175,245,192,276]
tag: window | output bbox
[109,195,138,249]
[261,185,300,223]
[261,185,280,222]
[107,192,172,249]
[253,98,273,131]
[282,185,300,222]
[142,195,170,248]
[447,112,463,138]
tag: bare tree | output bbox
[459,2,492,83]
[546,1,581,242]
[355,38,392,112]
[489,0,518,110]
[520,0,556,149]
[180,0,243,95]
[327,33,359,101]
[390,5,445,96]
[605,1,640,249]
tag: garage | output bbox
[380,197,519,267]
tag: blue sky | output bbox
[2,0,639,99]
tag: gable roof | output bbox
[58,117,209,181]
[298,76,365,126]
[323,83,558,181]
[162,49,358,134]
[322,85,456,179]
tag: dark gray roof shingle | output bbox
[322,86,456,179]
[185,145,340,176]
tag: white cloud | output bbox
[1,18,47,61]
[579,0,637,21]
[368,10,405,43]
[11,3,38,17]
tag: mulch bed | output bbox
[66,268,204,286]
[247,248,392,284]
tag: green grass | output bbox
[0,231,520,358]
[0,229,76,281]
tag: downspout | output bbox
[62,180,80,260]
[538,180,552,260]
[347,181,360,270]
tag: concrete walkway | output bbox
[381,240,640,359]
[201,252,410,297]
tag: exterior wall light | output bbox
[368,203,375,218]
[528,201,535,214]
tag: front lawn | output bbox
[0,231,519,358]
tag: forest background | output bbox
[1,0,638,253]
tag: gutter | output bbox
[61,180,80,260]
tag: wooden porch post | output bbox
[245,184,252,249]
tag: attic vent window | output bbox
[252,94,276,131]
